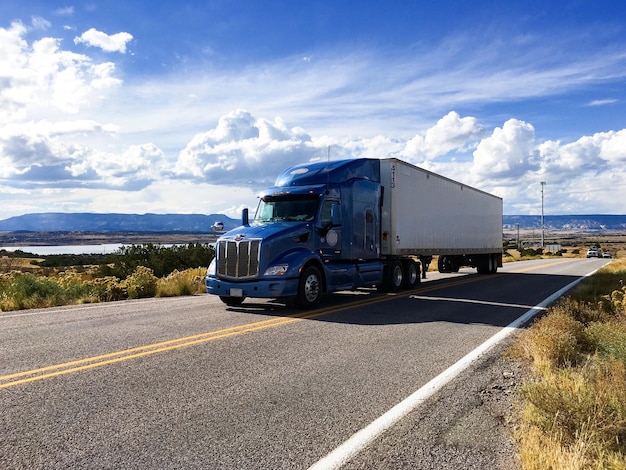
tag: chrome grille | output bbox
[217,239,261,279]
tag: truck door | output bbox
[319,199,342,258]
[365,208,376,255]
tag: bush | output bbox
[87,276,127,302]
[101,243,214,279]
[520,357,626,463]
[586,321,626,364]
[514,311,586,370]
[157,268,206,297]
[0,272,91,310]
[124,266,157,299]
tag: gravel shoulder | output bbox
[341,334,527,469]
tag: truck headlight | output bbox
[264,264,289,276]
[207,258,217,276]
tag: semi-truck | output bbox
[206,158,503,309]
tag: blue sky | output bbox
[1,1,625,220]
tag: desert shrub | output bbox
[157,268,206,297]
[102,243,214,279]
[124,266,158,299]
[520,357,626,462]
[586,321,626,364]
[87,276,127,302]
[521,248,542,258]
[553,297,611,325]
[601,286,626,317]
[514,311,586,370]
[0,272,81,310]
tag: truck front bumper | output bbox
[206,276,299,299]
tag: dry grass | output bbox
[513,258,626,468]
[156,268,206,297]
[0,267,207,312]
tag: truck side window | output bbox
[320,200,336,227]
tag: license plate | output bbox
[229,288,243,297]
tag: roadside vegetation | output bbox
[0,243,213,311]
[511,258,626,469]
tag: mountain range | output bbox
[0,213,625,232]
[0,213,240,233]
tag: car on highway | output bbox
[586,248,601,258]
[602,252,612,259]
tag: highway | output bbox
[0,258,609,469]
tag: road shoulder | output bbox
[342,335,525,469]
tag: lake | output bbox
[0,244,127,256]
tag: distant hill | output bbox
[0,212,625,232]
[0,213,240,232]
[503,215,626,231]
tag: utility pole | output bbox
[541,181,546,249]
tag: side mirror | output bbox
[242,208,249,226]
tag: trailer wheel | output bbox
[296,265,323,309]
[219,296,246,306]
[438,255,452,273]
[403,259,420,289]
[489,254,498,274]
[476,254,491,274]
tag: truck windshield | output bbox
[255,195,319,223]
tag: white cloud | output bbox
[55,7,75,17]
[403,111,484,161]
[0,120,162,190]
[74,28,133,53]
[471,119,539,179]
[0,22,122,120]
[174,110,319,186]
[30,16,51,31]
[587,99,617,107]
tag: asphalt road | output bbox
[0,258,609,469]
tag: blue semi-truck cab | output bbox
[206,158,397,309]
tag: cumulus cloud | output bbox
[471,119,539,179]
[174,110,320,186]
[74,28,133,53]
[0,22,123,120]
[0,120,162,190]
[404,111,484,161]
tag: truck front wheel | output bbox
[296,265,323,309]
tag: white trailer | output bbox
[379,158,503,274]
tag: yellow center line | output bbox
[1,260,564,389]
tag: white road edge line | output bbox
[308,266,602,470]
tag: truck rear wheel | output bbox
[389,259,404,292]
[296,265,323,309]
[403,259,420,289]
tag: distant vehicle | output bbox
[586,249,601,258]
[602,252,612,259]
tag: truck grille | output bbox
[217,239,261,279]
